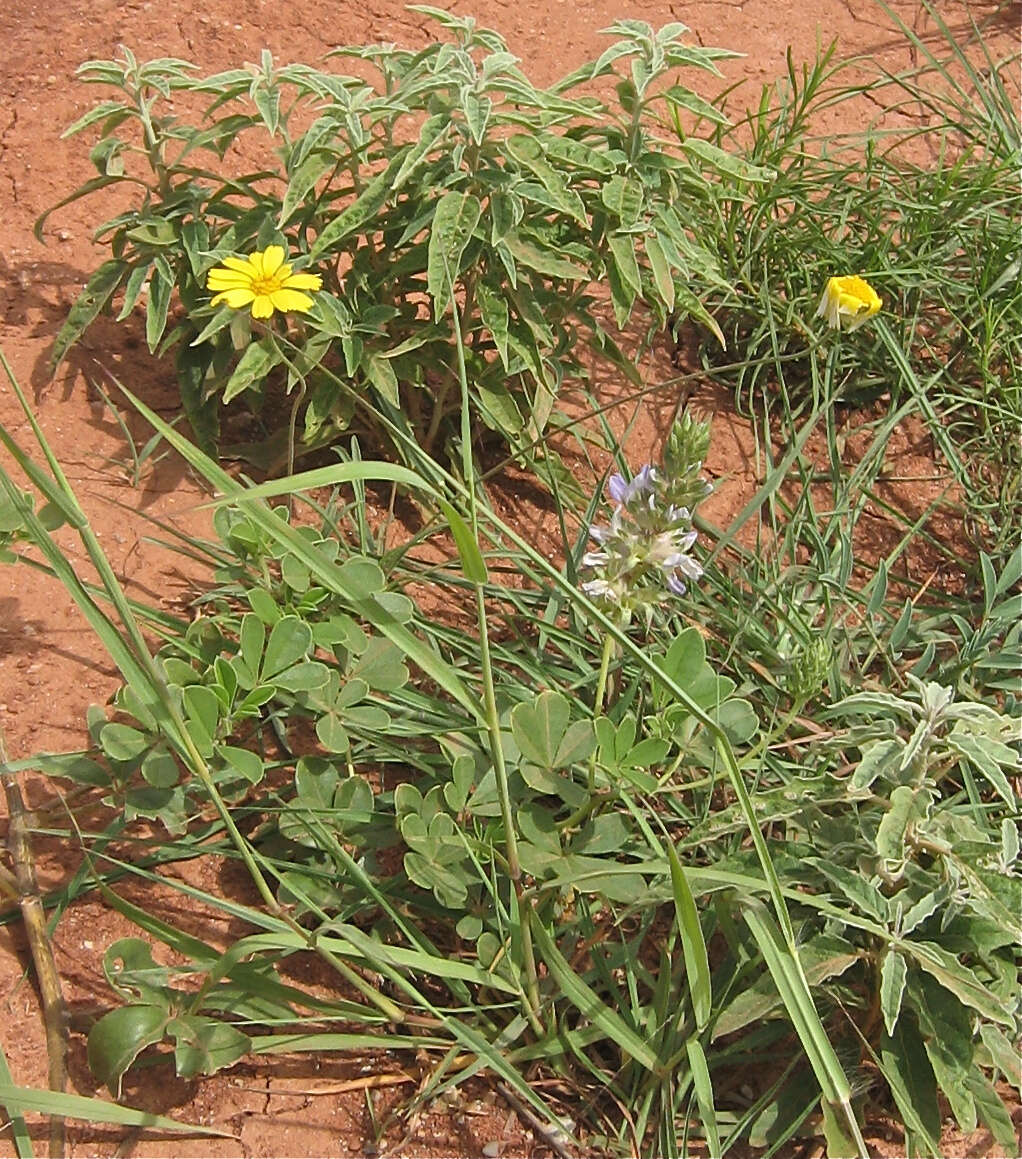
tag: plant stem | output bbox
[474,586,545,1037]
[587,633,616,795]
[593,633,615,718]
[0,727,68,1159]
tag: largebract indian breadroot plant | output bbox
[5,339,1020,1154]
[39,10,760,478]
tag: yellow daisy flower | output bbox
[206,245,322,319]
[816,275,882,332]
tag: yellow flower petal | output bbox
[816,275,881,331]
[281,271,323,291]
[211,287,257,309]
[267,288,316,314]
[207,246,322,318]
[207,270,255,290]
[220,255,259,275]
[260,245,286,278]
[251,294,276,319]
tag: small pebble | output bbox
[482,1143,501,1159]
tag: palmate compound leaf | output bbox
[98,721,149,763]
[510,690,595,770]
[348,637,409,692]
[262,614,314,678]
[280,757,375,844]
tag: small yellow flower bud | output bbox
[816,275,882,332]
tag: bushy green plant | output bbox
[41,11,756,475]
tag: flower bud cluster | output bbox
[581,418,711,620]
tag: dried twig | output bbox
[1,728,69,1159]
[495,1080,574,1159]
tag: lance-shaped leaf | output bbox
[427,191,481,319]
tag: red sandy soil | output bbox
[1,0,1018,1155]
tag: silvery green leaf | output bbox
[909,942,1014,1025]
[680,138,773,182]
[850,738,905,795]
[898,717,932,772]
[427,191,481,319]
[979,1024,1022,1087]
[945,728,1018,808]
[827,690,916,719]
[875,785,916,876]
[999,818,1020,871]
[900,885,948,936]
[644,232,675,311]
[277,152,334,227]
[661,84,729,125]
[363,351,400,407]
[540,134,616,175]
[966,1071,1018,1153]
[223,337,281,404]
[600,174,644,225]
[505,134,588,224]
[809,859,889,922]
[880,949,908,1036]
[308,150,408,257]
[502,235,586,280]
[461,91,492,145]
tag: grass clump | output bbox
[685,2,1020,564]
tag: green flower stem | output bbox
[587,633,616,796]
[474,585,545,1038]
[257,328,306,497]
[593,633,615,718]
[448,270,544,1038]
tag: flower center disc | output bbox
[252,275,284,296]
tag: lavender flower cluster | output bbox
[580,417,711,620]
